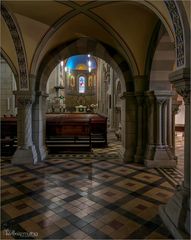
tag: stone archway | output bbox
[36,38,133,93]
[33,38,135,162]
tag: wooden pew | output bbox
[46,117,92,152]
[0,113,107,155]
[46,113,107,147]
[0,116,17,155]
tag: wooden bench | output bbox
[0,117,17,155]
[46,113,107,148]
[46,117,92,153]
[0,113,107,155]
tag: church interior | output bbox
[0,1,190,239]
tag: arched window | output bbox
[79,76,86,93]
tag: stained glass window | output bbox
[79,76,86,93]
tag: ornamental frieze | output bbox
[1,4,29,90]
[164,0,184,67]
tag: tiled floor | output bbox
[1,134,184,239]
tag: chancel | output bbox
[47,55,98,114]
[0,1,190,239]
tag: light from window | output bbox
[79,76,86,93]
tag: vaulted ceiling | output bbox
[1,0,177,75]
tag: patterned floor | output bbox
[1,135,184,239]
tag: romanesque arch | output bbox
[35,38,132,93]
[32,37,133,163]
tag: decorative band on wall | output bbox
[164,0,184,67]
[1,4,29,90]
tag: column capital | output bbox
[172,101,182,114]
[169,68,190,104]
[13,91,34,106]
[154,90,173,104]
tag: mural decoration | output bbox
[88,75,93,87]
[69,74,75,88]
[65,55,97,95]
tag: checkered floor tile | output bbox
[1,134,184,239]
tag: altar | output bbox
[75,105,87,112]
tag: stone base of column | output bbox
[145,145,176,168]
[12,145,38,165]
[36,145,48,161]
[119,146,134,163]
[159,186,190,239]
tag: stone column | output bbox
[172,101,182,158]
[12,92,38,164]
[110,69,115,130]
[32,91,48,161]
[134,93,144,162]
[145,90,176,168]
[167,98,173,149]
[120,92,136,163]
[162,99,168,146]
[144,91,156,161]
[159,68,190,239]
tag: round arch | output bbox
[35,38,133,94]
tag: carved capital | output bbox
[14,91,34,107]
[17,96,33,106]
[176,88,190,105]
[154,90,173,106]
[169,68,190,105]
[172,103,181,115]
[156,97,167,106]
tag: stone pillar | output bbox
[144,91,156,161]
[160,68,190,239]
[120,92,136,163]
[134,93,144,162]
[172,100,182,158]
[109,69,115,130]
[145,90,176,168]
[32,91,48,161]
[12,92,38,164]
[167,98,172,149]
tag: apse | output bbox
[46,54,98,113]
